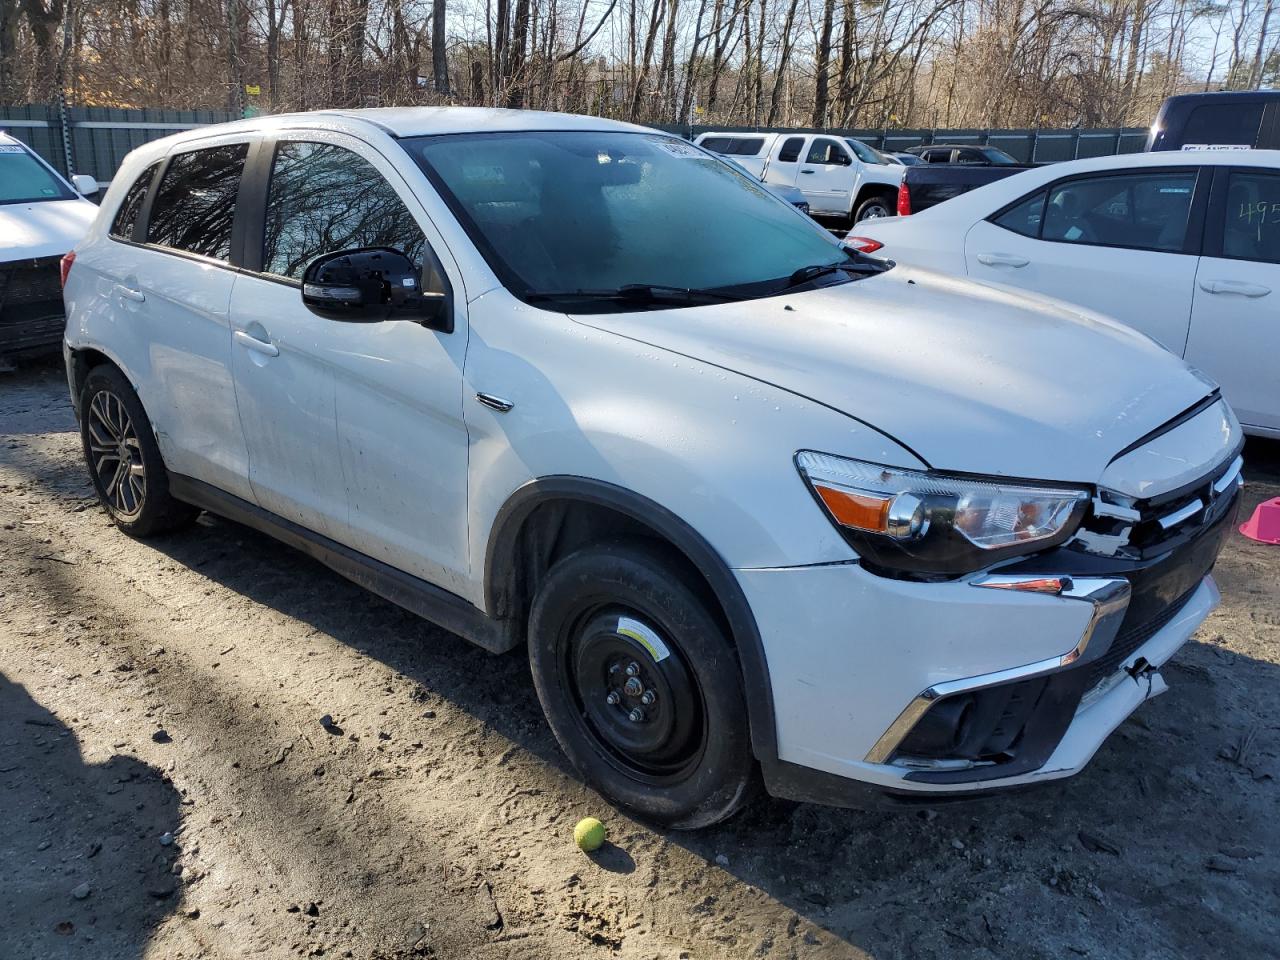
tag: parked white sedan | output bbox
[847,150,1280,438]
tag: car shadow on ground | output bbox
[0,673,183,958]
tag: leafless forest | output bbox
[1,0,1277,132]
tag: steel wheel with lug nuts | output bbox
[79,364,198,537]
[529,540,756,829]
[87,388,146,518]
[571,608,706,784]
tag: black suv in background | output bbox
[1148,90,1280,151]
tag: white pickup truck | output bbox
[695,131,903,222]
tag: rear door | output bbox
[1185,166,1280,433]
[964,167,1207,353]
[114,137,256,500]
[797,137,854,215]
[762,135,806,190]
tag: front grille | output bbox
[1083,587,1197,691]
[0,256,65,352]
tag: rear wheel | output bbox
[79,365,198,537]
[854,194,894,222]
[528,540,756,829]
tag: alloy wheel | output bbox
[87,389,146,518]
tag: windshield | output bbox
[844,139,887,165]
[982,147,1019,165]
[405,131,881,310]
[0,143,75,204]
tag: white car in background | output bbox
[0,132,99,356]
[696,130,902,221]
[847,150,1280,438]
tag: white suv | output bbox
[64,109,1243,828]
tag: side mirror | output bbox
[71,174,98,196]
[301,247,451,331]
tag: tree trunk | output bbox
[432,0,449,94]
[0,0,20,104]
[765,0,799,126]
[1250,0,1274,88]
[811,0,835,127]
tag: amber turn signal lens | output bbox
[814,484,892,532]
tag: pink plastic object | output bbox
[1240,497,1280,544]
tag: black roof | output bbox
[1161,89,1280,107]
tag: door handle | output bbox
[475,392,514,413]
[234,329,280,357]
[800,169,815,174]
[113,283,145,302]
[1199,278,1270,298]
[976,252,1030,268]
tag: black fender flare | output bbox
[485,476,779,764]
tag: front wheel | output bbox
[854,194,894,221]
[528,541,756,829]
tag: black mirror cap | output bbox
[301,247,453,331]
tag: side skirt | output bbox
[168,474,519,654]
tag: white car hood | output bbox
[572,265,1213,484]
[0,198,97,261]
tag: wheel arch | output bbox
[67,344,136,417]
[485,476,778,763]
[852,182,897,216]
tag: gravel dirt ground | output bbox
[2,354,1278,960]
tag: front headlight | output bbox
[796,451,1090,577]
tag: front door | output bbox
[232,133,471,592]
[797,137,853,215]
[965,167,1203,354]
[1185,167,1280,433]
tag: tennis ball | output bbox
[573,817,606,852]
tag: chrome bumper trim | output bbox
[1213,454,1245,497]
[862,576,1130,764]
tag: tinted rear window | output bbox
[1221,170,1280,263]
[777,137,805,162]
[146,144,248,261]
[1181,103,1263,148]
[700,136,766,157]
[110,163,159,241]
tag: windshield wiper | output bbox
[786,258,888,289]
[525,283,745,306]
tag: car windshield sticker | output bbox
[650,137,702,159]
[617,617,671,663]
[0,144,25,153]
[1181,144,1250,151]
